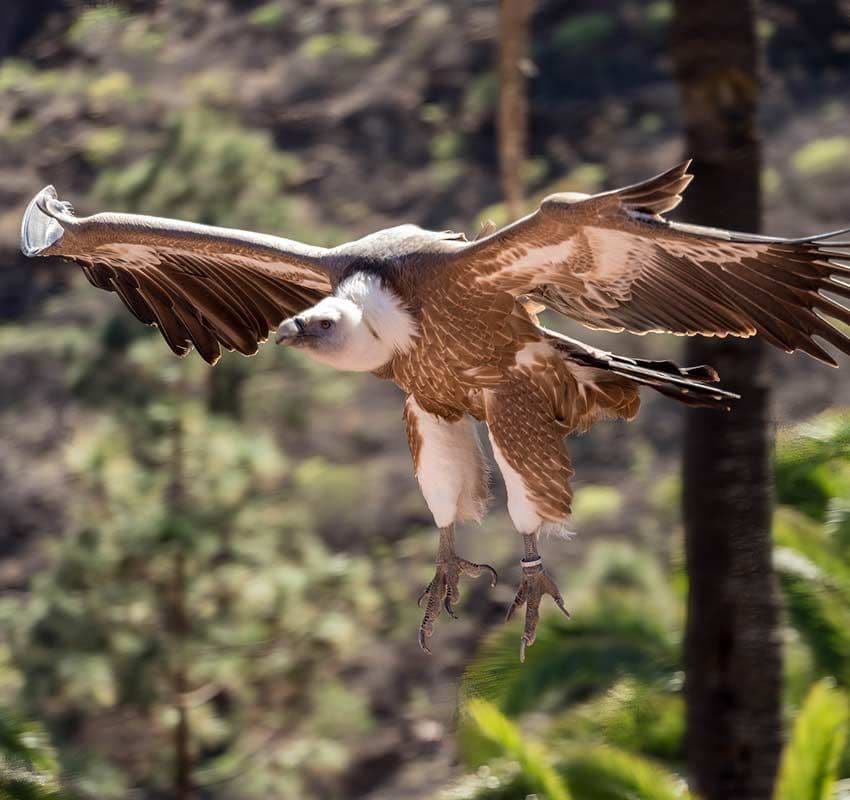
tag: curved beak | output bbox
[275,318,302,345]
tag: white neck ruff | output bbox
[337,272,418,354]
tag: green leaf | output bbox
[558,745,692,800]
[0,712,59,777]
[776,413,850,521]
[551,679,685,763]
[776,550,850,687]
[0,711,65,800]
[462,699,572,800]
[773,507,850,687]
[463,605,677,716]
[774,679,849,800]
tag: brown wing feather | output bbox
[21,187,336,364]
[445,161,850,367]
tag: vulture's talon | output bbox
[416,553,497,653]
[418,626,432,655]
[481,563,499,587]
[507,565,570,662]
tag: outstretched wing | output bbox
[444,161,850,366]
[21,186,338,364]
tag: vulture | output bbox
[21,161,850,659]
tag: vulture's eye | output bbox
[320,320,333,330]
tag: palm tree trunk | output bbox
[671,2,782,799]
[498,0,533,219]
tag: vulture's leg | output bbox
[403,397,495,654]
[484,372,575,661]
[505,530,570,662]
[417,524,497,654]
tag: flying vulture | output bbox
[20,162,850,658]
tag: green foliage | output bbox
[67,7,130,50]
[571,485,622,526]
[82,127,127,165]
[775,680,850,800]
[552,679,685,763]
[553,13,616,52]
[792,137,850,177]
[93,107,306,232]
[775,413,850,521]
[462,73,498,121]
[644,2,673,29]
[249,2,288,27]
[438,762,528,800]
[558,746,690,800]
[457,697,690,800]
[774,506,850,688]
[0,712,64,799]
[0,321,391,798]
[303,32,379,61]
[552,163,607,194]
[463,543,679,716]
[465,608,676,717]
[773,413,850,688]
[431,131,464,162]
[0,59,34,91]
[461,699,572,800]
[86,71,135,111]
[762,166,782,195]
[117,18,165,57]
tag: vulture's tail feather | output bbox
[541,327,739,410]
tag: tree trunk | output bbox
[671,3,782,799]
[497,0,532,219]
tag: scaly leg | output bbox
[506,531,570,662]
[418,524,497,654]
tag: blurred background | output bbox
[0,1,849,798]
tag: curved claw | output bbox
[507,567,569,662]
[417,551,499,654]
[553,595,571,619]
[480,563,498,588]
[505,581,528,622]
[520,636,529,663]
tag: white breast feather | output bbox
[406,398,489,527]
[338,273,418,354]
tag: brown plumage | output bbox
[21,162,850,656]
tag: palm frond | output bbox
[436,762,530,800]
[550,678,685,764]
[825,498,850,556]
[0,712,65,800]
[462,604,678,716]
[774,509,850,687]
[775,556,850,688]
[774,679,849,800]
[460,699,572,800]
[776,411,850,521]
[558,745,692,800]
[774,508,850,601]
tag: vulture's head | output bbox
[275,275,417,372]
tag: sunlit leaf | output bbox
[774,680,849,800]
